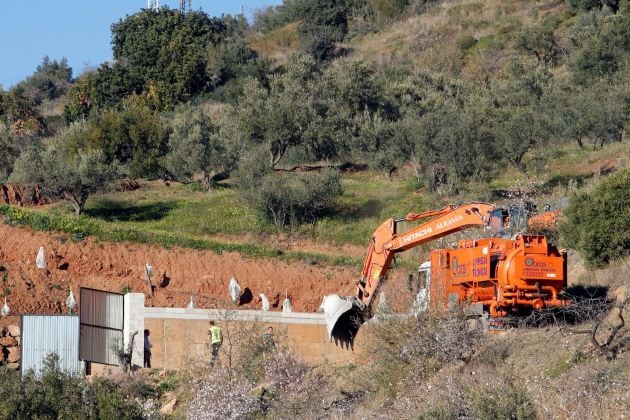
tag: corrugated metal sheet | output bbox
[21,315,83,376]
[79,288,124,365]
[80,288,123,330]
[79,325,122,366]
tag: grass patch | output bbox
[0,203,361,267]
[545,350,587,379]
[249,22,301,62]
[301,174,425,245]
[0,173,430,267]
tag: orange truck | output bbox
[323,202,569,346]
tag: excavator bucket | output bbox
[321,295,364,349]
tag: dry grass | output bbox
[196,100,226,120]
[39,97,65,117]
[574,257,630,296]
[249,22,301,64]
[348,0,571,80]
[375,321,629,418]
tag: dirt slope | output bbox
[0,223,359,315]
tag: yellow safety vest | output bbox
[209,326,222,344]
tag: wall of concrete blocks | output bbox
[143,307,363,369]
[123,293,145,369]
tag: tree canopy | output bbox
[560,168,630,267]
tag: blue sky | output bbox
[0,0,282,89]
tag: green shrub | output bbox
[468,382,537,420]
[456,34,478,51]
[156,372,180,394]
[0,353,146,419]
[475,339,512,367]
[0,367,21,419]
[238,168,343,231]
[89,377,146,419]
[559,168,630,267]
[0,205,101,236]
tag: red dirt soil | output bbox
[0,223,362,317]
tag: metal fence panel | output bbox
[79,288,124,365]
[79,325,122,366]
[20,315,82,376]
[80,288,124,330]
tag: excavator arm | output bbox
[323,202,499,347]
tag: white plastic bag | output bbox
[144,263,154,280]
[1,298,9,316]
[377,292,389,312]
[259,293,270,311]
[411,289,429,316]
[228,276,241,305]
[282,297,292,313]
[65,290,76,311]
[187,295,195,309]
[36,246,46,270]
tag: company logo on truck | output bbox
[525,258,547,268]
[436,215,464,230]
[523,257,556,278]
[451,257,466,276]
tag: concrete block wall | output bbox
[123,293,145,369]
[143,308,363,369]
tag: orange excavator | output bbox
[323,202,569,347]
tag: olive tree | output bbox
[554,84,626,149]
[559,168,630,267]
[569,5,630,85]
[165,108,234,189]
[11,123,119,215]
[515,25,562,66]
[233,149,342,231]
[221,61,315,169]
[11,146,117,215]
[0,123,18,181]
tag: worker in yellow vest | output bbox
[208,320,223,366]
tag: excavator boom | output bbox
[324,202,500,347]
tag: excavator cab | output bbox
[488,206,526,237]
[507,204,529,232]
